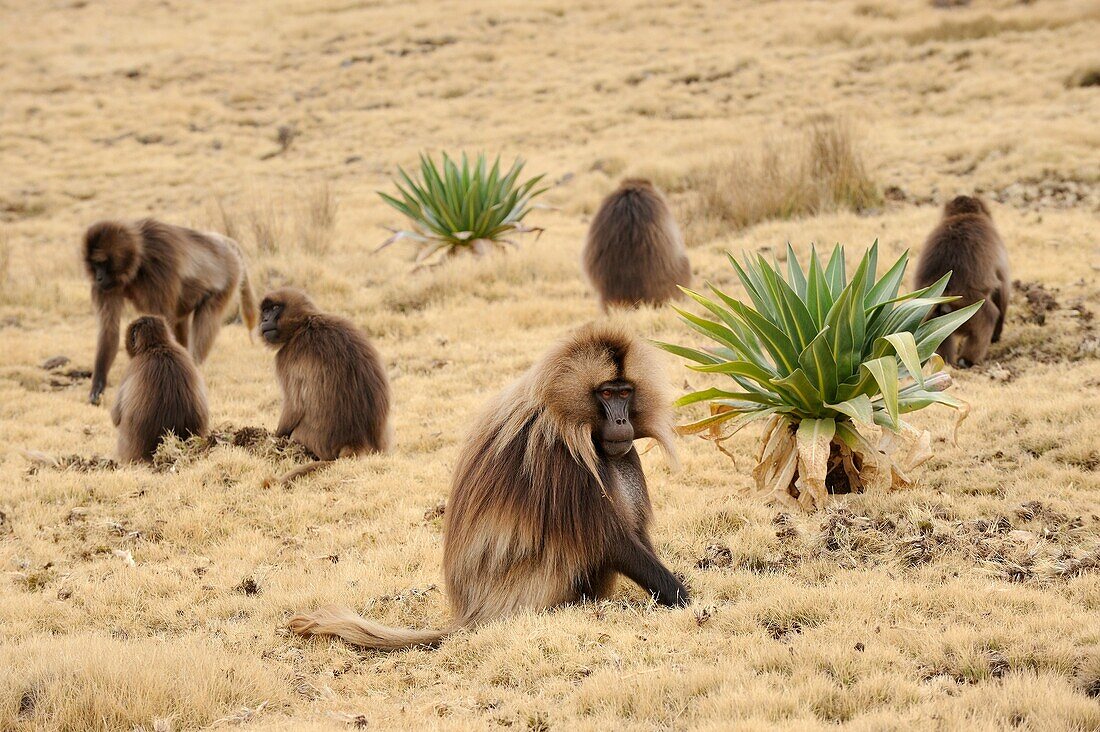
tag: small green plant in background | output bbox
[378,152,548,269]
[656,242,980,511]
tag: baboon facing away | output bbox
[83,219,257,404]
[289,321,688,651]
[112,316,209,463]
[583,179,691,310]
[259,288,391,462]
[915,195,1010,367]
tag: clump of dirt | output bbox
[696,543,733,569]
[39,354,92,390]
[151,424,314,471]
[234,576,261,596]
[808,504,1099,582]
[985,175,1100,211]
[1014,280,1059,325]
[423,501,446,523]
[40,355,70,370]
[24,452,118,475]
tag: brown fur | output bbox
[915,195,1010,367]
[582,179,692,310]
[260,288,391,461]
[83,218,257,404]
[111,316,210,463]
[288,321,687,651]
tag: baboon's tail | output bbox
[289,605,448,651]
[263,460,332,487]
[238,260,258,337]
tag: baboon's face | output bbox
[86,248,119,291]
[595,380,635,457]
[259,298,286,345]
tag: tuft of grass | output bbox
[0,636,285,731]
[206,196,242,244]
[0,232,11,300]
[903,9,1100,46]
[247,197,283,255]
[684,121,881,241]
[297,182,337,255]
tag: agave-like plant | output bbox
[378,152,547,268]
[656,242,981,511]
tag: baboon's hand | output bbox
[89,382,105,405]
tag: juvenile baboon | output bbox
[915,195,1010,367]
[83,219,257,404]
[289,321,688,650]
[111,316,210,463]
[260,288,391,464]
[583,178,692,310]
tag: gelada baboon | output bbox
[111,316,209,463]
[915,195,1010,367]
[289,321,688,650]
[84,219,257,404]
[260,289,391,470]
[583,178,691,310]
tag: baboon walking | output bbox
[915,195,1010,367]
[83,218,257,404]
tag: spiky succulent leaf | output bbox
[661,243,978,433]
[378,152,547,262]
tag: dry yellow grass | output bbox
[1,0,1099,729]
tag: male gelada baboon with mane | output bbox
[289,321,688,650]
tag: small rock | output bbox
[696,543,733,569]
[40,355,70,370]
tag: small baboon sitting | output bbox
[915,195,1010,367]
[259,288,391,468]
[583,179,691,310]
[112,316,209,463]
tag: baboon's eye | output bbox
[600,388,613,399]
[619,389,631,399]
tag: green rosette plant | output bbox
[378,152,547,269]
[656,242,980,510]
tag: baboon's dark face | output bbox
[595,380,635,457]
[259,299,285,345]
[86,249,119,291]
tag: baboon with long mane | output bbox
[915,195,1010,367]
[112,316,209,463]
[583,178,692,310]
[260,288,391,470]
[289,321,688,650]
[83,218,257,404]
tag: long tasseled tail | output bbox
[288,605,447,651]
